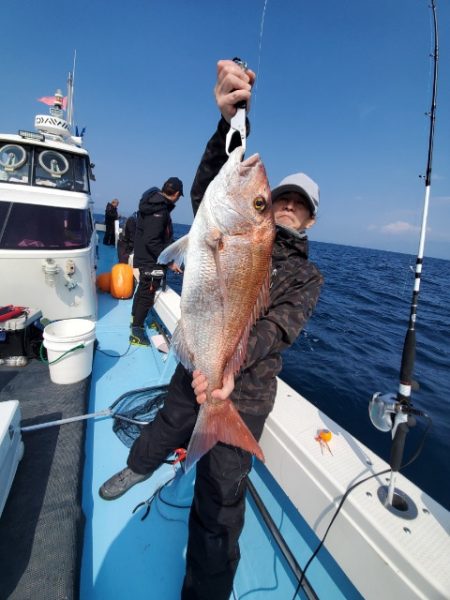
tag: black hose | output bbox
[247,478,318,600]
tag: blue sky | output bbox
[1,0,449,259]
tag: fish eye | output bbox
[253,196,267,212]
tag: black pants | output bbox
[117,239,131,264]
[103,224,115,245]
[131,269,161,327]
[128,364,267,600]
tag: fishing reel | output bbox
[369,392,424,435]
[369,393,397,432]
[370,392,428,514]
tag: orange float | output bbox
[110,263,134,299]
[96,272,111,293]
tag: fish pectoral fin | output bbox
[205,229,228,302]
[184,399,265,472]
[205,228,223,251]
[158,234,189,267]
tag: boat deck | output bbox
[0,360,89,599]
[0,239,363,599]
[79,242,361,599]
[80,241,450,600]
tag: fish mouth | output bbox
[226,153,271,226]
[241,153,260,168]
[229,147,261,171]
[238,152,265,182]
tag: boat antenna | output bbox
[66,50,77,129]
[369,0,438,509]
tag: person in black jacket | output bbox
[117,211,138,264]
[99,60,323,599]
[130,178,184,346]
[103,199,119,245]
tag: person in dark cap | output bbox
[130,177,183,346]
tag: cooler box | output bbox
[0,309,43,360]
[0,400,24,517]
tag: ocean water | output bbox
[168,224,450,510]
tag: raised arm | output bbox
[191,60,255,216]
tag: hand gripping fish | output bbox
[158,147,275,471]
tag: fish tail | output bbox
[184,399,265,472]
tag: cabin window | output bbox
[0,143,30,184]
[0,201,93,250]
[34,149,89,192]
[73,155,90,192]
[0,142,90,193]
[34,149,70,189]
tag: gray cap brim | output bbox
[271,184,317,216]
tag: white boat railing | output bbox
[152,287,450,600]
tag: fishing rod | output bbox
[369,0,438,508]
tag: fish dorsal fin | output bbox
[252,259,272,322]
[157,234,189,267]
[171,323,195,372]
[224,259,272,378]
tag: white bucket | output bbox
[43,319,96,384]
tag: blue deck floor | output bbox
[81,241,361,599]
[80,243,188,599]
[236,463,362,599]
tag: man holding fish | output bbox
[100,59,323,599]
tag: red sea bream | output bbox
[158,147,275,470]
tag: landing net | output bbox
[110,385,168,448]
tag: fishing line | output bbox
[252,0,269,119]
[133,469,191,524]
[157,487,191,511]
[289,414,432,600]
[229,359,246,422]
[300,329,316,353]
[154,497,189,525]
[399,257,415,299]
[230,376,250,482]
[96,342,133,358]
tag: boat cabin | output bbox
[0,99,98,322]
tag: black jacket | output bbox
[190,118,324,415]
[117,211,138,263]
[119,211,138,250]
[104,202,118,227]
[133,188,175,271]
